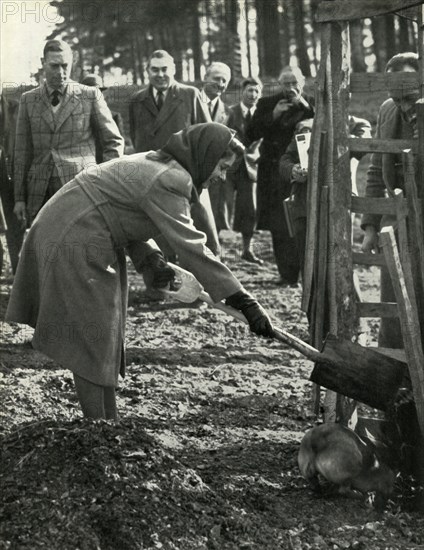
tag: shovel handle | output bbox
[199,291,321,362]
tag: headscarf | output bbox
[161,123,234,190]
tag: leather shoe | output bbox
[241,250,264,265]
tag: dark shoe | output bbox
[241,251,264,265]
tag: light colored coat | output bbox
[14,81,124,218]
[6,154,242,387]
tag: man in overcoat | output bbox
[129,49,219,263]
[226,77,263,263]
[247,66,314,285]
[13,40,124,227]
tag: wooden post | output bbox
[380,226,424,437]
[312,185,329,415]
[302,24,330,313]
[402,150,424,338]
[325,21,357,425]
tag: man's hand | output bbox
[361,225,379,253]
[291,163,308,183]
[272,99,292,120]
[13,201,28,229]
[143,251,176,289]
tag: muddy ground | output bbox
[1,214,423,549]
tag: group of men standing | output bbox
[2,37,421,353]
[4,39,314,288]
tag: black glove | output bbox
[225,290,274,338]
[144,251,176,289]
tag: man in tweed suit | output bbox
[13,40,124,227]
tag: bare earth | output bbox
[0,226,423,550]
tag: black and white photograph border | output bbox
[1,1,424,549]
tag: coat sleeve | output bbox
[90,88,124,161]
[128,95,137,148]
[141,167,242,302]
[13,95,33,203]
[126,240,161,272]
[192,89,212,124]
[279,138,299,185]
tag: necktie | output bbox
[245,109,252,125]
[51,90,60,107]
[156,91,164,111]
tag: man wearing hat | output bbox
[13,40,124,229]
[81,73,126,162]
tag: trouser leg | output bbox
[73,373,106,419]
[242,232,253,253]
[271,229,300,283]
[104,386,119,421]
[292,217,307,280]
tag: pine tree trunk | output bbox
[385,14,396,61]
[398,15,411,52]
[192,8,202,82]
[280,0,291,68]
[293,0,311,77]
[349,20,366,72]
[255,0,281,77]
[371,17,387,72]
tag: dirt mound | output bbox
[0,418,290,550]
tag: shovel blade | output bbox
[311,334,409,411]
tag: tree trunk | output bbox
[226,0,241,79]
[349,20,366,72]
[398,15,411,51]
[371,16,387,72]
[191,7,202,82]
[255,0,281,78]
[280,0,291,68]
[130,34,139,84]
[385,14,396,61]
[293,0,311,77]
[245,0,252,76]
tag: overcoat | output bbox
[6,152,242,387]
[129,82,210,153]
[225,103,261,234]
[246,92,314,232]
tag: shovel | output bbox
[161,263,409,411]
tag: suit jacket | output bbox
[226,103,261,181]
[129,82,210,152]
[210,97,229,125]
[14,81,124,218]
